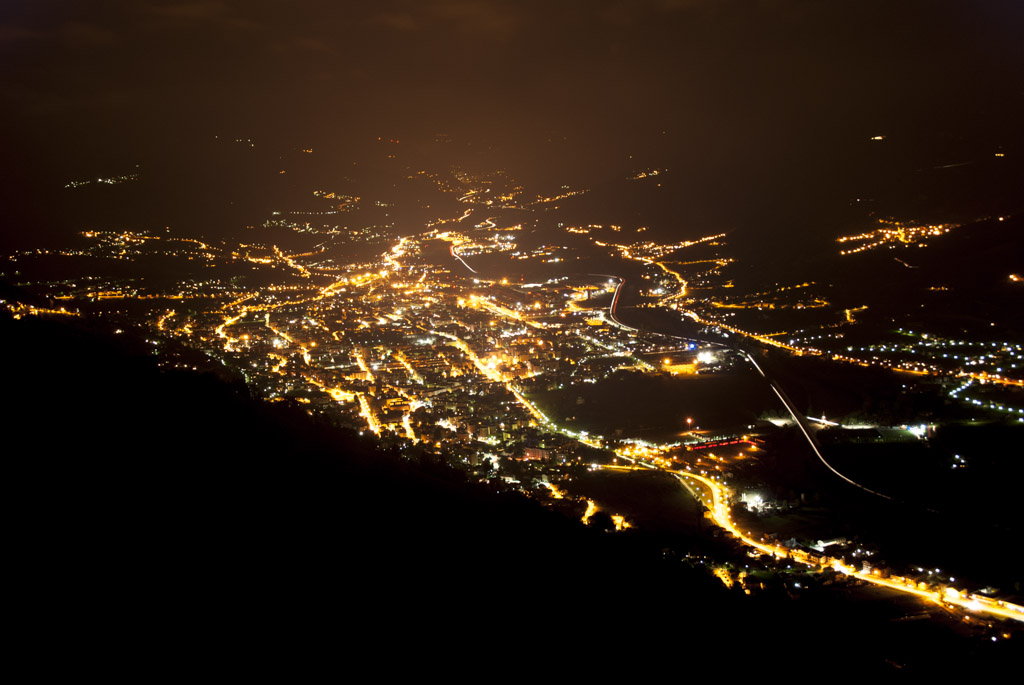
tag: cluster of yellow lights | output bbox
[629,168,665,180]
[580,499,598,524]
[530,188,588,205]
[661,359,697,375]
[823,352,1024,388]
[712,298,828,311]
[357,393,380,434]
[838,220,956,255]
[844,305,868,323]
[680,310,807,355]
[16,188,1021,620]
[6,303,80,319]
[607,463,1023,622]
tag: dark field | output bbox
[528,367,779,439]
[563,469,704,535]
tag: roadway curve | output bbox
[450,244,478,274]
[740,349,895,501]
[602,462,1024,623]
[593,272,726,348]
[607,275,628,328]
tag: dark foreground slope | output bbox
[5,311,1016,676]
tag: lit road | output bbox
[450,243,477,274]
[608,276,625,326]
[429,329,541,414]
[14,200,1023,625]
[740,350,894,500]
[600,461,1023,623]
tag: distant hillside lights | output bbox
[64,172,139,189]
[837,219,957,255]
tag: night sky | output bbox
[3,1,1023,247]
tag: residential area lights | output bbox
[7,174,1022,627]
[837,219,957,255]
[606,463,1024,623]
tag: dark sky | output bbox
[2,0,1022,248]
[4,1,1022,155]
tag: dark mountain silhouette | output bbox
[4,309,1015,675]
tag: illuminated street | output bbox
[3,1,1022,666]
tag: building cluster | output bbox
[837,218,958,255]
[4,162,1022,627]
